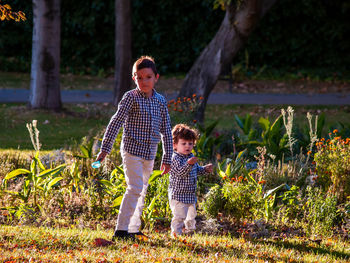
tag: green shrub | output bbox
[201,184,225,218]
[276,185,303,224]
[222,180,261,222]
[314,132,350,202]
[304,186,338,237]
[143,172,171,229]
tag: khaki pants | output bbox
[115,151,154,233]
[169,199,196,235]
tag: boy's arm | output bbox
[99,92,133,156]
[171,155,194,177]
[159,100,173,166]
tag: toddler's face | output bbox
[174,138,194,155]
[133,68,159,97]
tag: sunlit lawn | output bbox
[0,225,349,262]
[0,103,349,150]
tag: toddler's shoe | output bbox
[183,229,195,236]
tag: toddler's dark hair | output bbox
[172,124,199,144]
[132,55,158,76]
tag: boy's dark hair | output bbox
[132,55,158,76]
[172,124,199,144]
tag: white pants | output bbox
[115,151,154,233]
[169,199,197,235]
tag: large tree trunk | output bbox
[113,0,132,106]
[179,0,277,122]
[30,0,61,110]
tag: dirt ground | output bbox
[156,77,350,95]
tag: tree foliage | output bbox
[0,1,26,21]
[0,0,348,74]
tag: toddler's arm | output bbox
[171,155,195,177]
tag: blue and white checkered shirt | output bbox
[168,152,208,204]
[100,88,173,165]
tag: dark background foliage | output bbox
[0,0,349,76]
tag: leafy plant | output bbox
[202,184,225,218]
[195,121,224,161]
[98,165,127,210]
[304,186,338,237]
[216,150,247,183]
[314,131,350,202]
[143,171,171,229]
[277,185,302,223]
[3,151,66,209]
[2,120,66,216]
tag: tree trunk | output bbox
[179,0,277,122]
[30,0,61,110]
[113,0,132,106]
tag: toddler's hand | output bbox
[187,157,198,165]
[204,163,213,173]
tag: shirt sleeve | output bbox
[160,99,173,165]
[100,92,133,154]
[170,154,194,177]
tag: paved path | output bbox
[1,89,350,105]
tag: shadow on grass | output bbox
[251,238,350,261]
[138,234,322,262]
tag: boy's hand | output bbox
[96,151,107,162]
[161,163,171,175]
[204,163,213,173]
[187,157,198,165]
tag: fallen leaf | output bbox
[94,238,114,247]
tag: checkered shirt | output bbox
[100,88,173,165]
[168,152,208,204]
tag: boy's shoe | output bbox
[112,230,135,241]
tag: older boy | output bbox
[96,56,173,240]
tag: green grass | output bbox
[0,72,114,91]
[1,225,349,262]
[0,103,112,150]
[205,104,350,132]
[0,103,350,150]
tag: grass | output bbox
[0,103,112,150]
[0,72,114,91]
[0,103,350,150]
[205,104,350,131]
[1,225,349,262]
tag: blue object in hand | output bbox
[91,161,101,169]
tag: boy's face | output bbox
[132,68,159,97]
[174,138,194,155]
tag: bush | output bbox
[314,132,350,202]
[304,186,338,237]
[201,184,225,218]
[222,180,261,222]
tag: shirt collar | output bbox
[174,151,193,158]
[136,87,156,98]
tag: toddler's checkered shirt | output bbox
[100,88,173,165]
[168,152,208,204]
